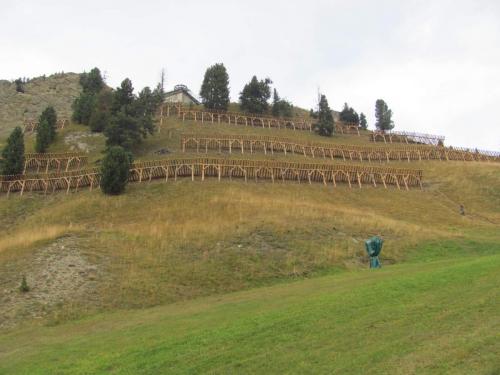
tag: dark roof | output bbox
[164,86,200,105]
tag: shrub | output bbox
[35,119,51,153]
[100,146,132,195]
[19,276,29,293]
[1,127,25,175]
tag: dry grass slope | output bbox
[0,73,81,140]
[0,99,499,337]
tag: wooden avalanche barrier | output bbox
[180,134,500,163]
[0,169,100,196]
[23,153,87,173]
[159,104,313,131]
[23,118,69,133]
[1,158,423,196]
[335,123,360,135]
[370,130,445,146]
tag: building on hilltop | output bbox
[164,84,200,105]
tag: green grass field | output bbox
[1,111,499,374]
[0,245,498,374]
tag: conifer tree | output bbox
[315,95,334,136]
[100,146,131,195]
[35,119,51,153]
[375,99,394,131]
[339,103,359,124]
[271,89,293,118]
[359,112,368,130]
[112,78,135,115]
[89,90,113,132]
[1,127,25,175]
[14,78,25,93]
[80,67,104,94]
[104,111,142,151]
[200,63,230,111]
[39,106,57,141]
[72,67,104,125]
[239,76,272,114]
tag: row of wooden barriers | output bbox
[23,119,69,133]
[159,104,448,145]
[0,158,423,195]
[180,135,500,163]
[160,104,360,134]
[23,152,87,173]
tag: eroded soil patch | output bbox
[0,236,103,330]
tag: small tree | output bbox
[80,67,104,94]
[239,76,272,114]
[72,92,97,125]
[112,78,135,115]
[104,111,142,151]
[35,119,51,153]
[89,109,111,133]
[89,90,113,132]
[19,275,30,293]
[200,63,230,111]
[271,89,293,118]
[375,99,394,131]
[14,78,25,93]
[315,95,334,137]
[72,67,104,125]
[1,127,25,175]
[39,106,57,142]
[100,146,131,195]
[359,112,368,130]
[339,103,359,124]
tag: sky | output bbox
[1,0,499,150]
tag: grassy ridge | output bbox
[0,250,498,374]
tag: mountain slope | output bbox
[0,73,81,138]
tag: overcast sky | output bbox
[2,0,499,150]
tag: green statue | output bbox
[365,236,383,269]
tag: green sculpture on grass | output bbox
[365,236,383,269]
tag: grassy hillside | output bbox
[0,73,81,139]
[0,249,498,374]
[1,115,499,330]
[1,99,499,373]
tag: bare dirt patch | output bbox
[0,236,102,330]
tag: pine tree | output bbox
[35,119,51,153]
[271,89,293,118]
[1,127,25,175]
[80,67,104,94]
[239,76,272,114]
[200,63,230,111]
[89,109,110,133]
[72,67,104,125]
[88,90,113,132]
[104,111,142,151]
[339,103,359,124]
[152,83,166,112]
[39,106,57,141]
[14,78,25,93]
[315,95,334,136]
[375,99,394,131]
[100,146,132,195]
[359,112,368,130]
[112,78,135,115]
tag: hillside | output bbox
[1,93,499,373]
[0,249,498,373]
[0,73,81,139]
